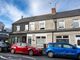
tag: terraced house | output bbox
[10,8,80,48]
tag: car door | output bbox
[16,43,22,53]
[53,43,64,55]
[62,44,77,56]
[20,43,28,54]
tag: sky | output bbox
[0,0,80,29]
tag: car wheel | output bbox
[11,49,15,54]
[0,48,2,52]
[47,52,54,58]
[29,50,34,56]
[78,54,80,60]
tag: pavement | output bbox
[0,53,73,60]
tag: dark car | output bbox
[46,42,80,60]
[11,43,42,56]
[0,42,10,52]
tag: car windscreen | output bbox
[48,43,54,47]
[0,42,7,47]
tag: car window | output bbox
[16,43,21,46]
[63,44,73,48]
[48,44,54,47]
[54,44,62,48]
[2,43,7,46]
[21,43,27,47]
[0,42,7,46]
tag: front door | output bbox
[22,36,26,43]
[75,35,80,48]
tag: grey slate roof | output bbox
[13,9,80,24]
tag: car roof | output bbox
[48,42,69,45]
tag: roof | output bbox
[13,9,80,24]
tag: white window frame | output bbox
[25,25,28,31]
[16,25,20,31]
[39,21,45,30]
[36,35,46,48]
[72,19,80,28]
[35,33,47,43]
[56,35,69,43]
[29,22,35,30]
[58,20,65,29]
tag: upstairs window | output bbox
[29,22,35,30]
[58,20,65,29]
[39,21,45,30]
[25,25,28,31]
[16,25,20,31]
[72,19,80,28]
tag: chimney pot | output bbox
[51,8,56,14]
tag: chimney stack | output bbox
[21,16,23,19]
[51,8,56,14]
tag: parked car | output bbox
[46,42,80,60]
[0,42,10,52]
[11,43,42,56]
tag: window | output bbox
[29,22,35,30]
[76,35,80,37]
[63,44,72,48]
[54,44,62,48]
[36,36,46,47]
[56,35,69,43]
[21,43,27,47]
[25,25,28,31]
[15,37,18,43]
[28,36,32,44]
[16,43,21,46]
[16,25,20,31]
[56,36,62,38]
[63,36,68,38]
[72,19,80,28]
[48,44,54,47]
[58,20,65,29]
[11,37,15,44]
[76,35,80,46]
[39,21,45,30]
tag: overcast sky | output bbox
[0,0,80,28]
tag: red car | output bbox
[10,43,42,56]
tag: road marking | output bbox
[0,56,7,59]
[0,53,36,60]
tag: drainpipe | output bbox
[54,20,57,31]
[52,19,57,43]
[52,32,53,42]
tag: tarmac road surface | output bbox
[0,53,73,60]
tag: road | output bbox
[0,53,73,60]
